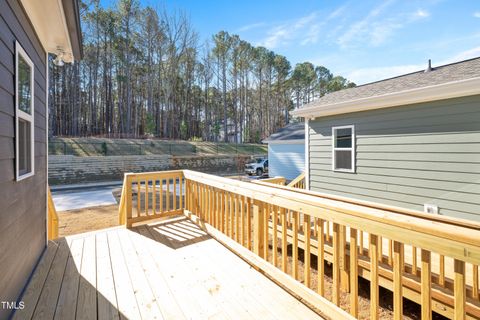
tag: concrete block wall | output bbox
[48,154,255,185]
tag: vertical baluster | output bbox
[421,249,431,320]
[247,197,252,250]
[454,259,465,320]
[439,255,445,286]
[378,236,383,263]
[272,205,278,267]
[253,200,264,258]
[235,194,240,242]
[292,211,299,280]
[229,193,235,238]
[221,191,226,233]
[333,223,340,306]
[240,195,245,246]
[281,207,287,273]
[179,176,183,209]
[160,179,164,214]
[166,178,171,212]
[304,214,311,288]
[152,179,157,215]
[412,246,418,276]
[137,179,141,217]
[146,180,150,216]
[350,228,358,318]
[211,186,215,225]
[393,241,404,320]
[370,234,379,320]
[215,188,219,228]
[473,264,479,300]
[317,218,325,296]
[126,176,133,228]
[340,226,349,292]
[263,203,269,260]
[388,239,393,266]
[359,230,364,256]
[326,221,331,243]
[173,176,177,211]
[207,186,211,224]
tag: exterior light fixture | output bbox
[53,47,65,67]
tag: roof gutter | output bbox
[291,77,480,119]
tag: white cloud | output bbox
[345,46,480,85]
[474,11,480,18]
[258,4,348,49]
[448,46,480,61]
[259,12,318,48]
[337,1,430,48]
[301,5,348,46]
[237,22,266,33]
[414,9,430,18]
[346,64,423,85]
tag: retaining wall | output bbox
[48,154,255,185]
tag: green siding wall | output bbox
[308,94,480,222]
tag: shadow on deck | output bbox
[13,217,323,320]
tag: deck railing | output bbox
[256,176,286,185]
[119,170,480,320]
[118,170,185,227]
[47,187,59,240]
[287,171,305,189]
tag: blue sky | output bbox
[102,0,480,85]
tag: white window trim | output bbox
[15,41,35,181]
[332,125,355,173]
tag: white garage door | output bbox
[268,142,305,181]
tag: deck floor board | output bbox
[15,217,324,320]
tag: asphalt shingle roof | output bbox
[264,122,305,142]
[304,57,480,107]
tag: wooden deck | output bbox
[13,217,323,320]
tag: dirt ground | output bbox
[58,205,119,237]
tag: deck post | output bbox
[253,200,264,258]
[126,174,133,228]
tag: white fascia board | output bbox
[291,77,480,119]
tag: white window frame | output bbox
[15,41,35,181]
[332,125,355,173]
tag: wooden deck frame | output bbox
[117,169,480,320]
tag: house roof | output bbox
[263,122,305,143]
[20,0,83,62]
[292,57,480,119]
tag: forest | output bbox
[49,0,356,143]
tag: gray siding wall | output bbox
[0,1,47,318]
[308,95,480,222]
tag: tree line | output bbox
[49,0,355,142]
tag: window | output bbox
[16,41,34,180]
[332,125,355,172]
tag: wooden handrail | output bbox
[287,171,305,189]
[252,176,286,186]
[47,186,59,240]
[120,169,480,319]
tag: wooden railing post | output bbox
[253,200,264,258]
[126,174,133,228]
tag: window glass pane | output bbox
[335,128,352,148]
[335,150,352,170]
[18,55,32,114]
[18,118,32,176]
